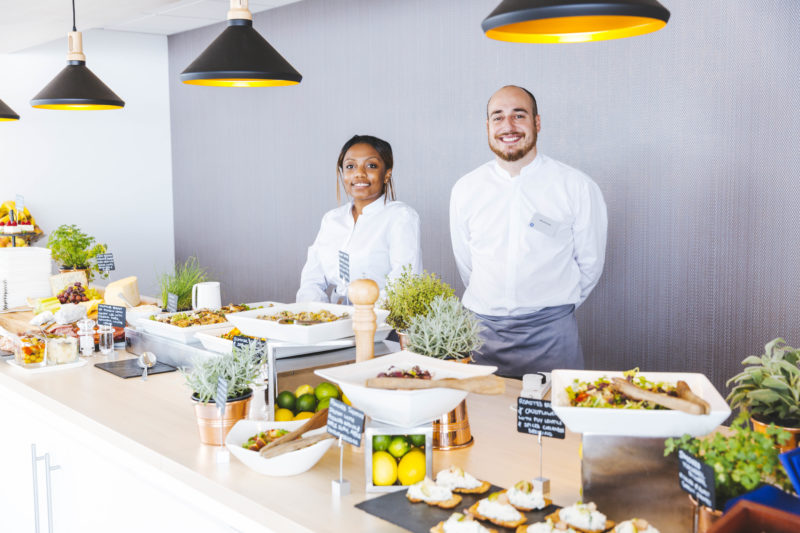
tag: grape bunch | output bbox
[57,282,89,304]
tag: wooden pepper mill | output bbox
[348,279,379,363]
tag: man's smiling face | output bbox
[487,86,540,163]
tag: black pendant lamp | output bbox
[181,0,301,87]
[31,0,124,110]
[482,0,670,43]
[0,98,20,121]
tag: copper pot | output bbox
[432,356,474,450]
[397,331,410,351]
[690,496,723,533]
[192,391,252,446]
[751,416,800,453]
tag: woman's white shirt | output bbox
[296,197,422,303]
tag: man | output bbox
[449,85,607,377]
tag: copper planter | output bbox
[192,393,252,446]
[690,496,723,533]
[432,399,473,450]
[750,416,800,453]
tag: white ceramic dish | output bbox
[226,302,390,345]
[6,358,87,373]
[315,351,498,427]
[133,310,230,343]
[225,419,334,476]
[550,369,731,438]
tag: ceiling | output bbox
[0,0,302,54]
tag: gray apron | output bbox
[473,304,583,378]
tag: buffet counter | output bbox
[0,346,582,533]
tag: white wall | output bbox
[0,30,174,296]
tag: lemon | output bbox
[293,411,314,420]
[372,451,398,486]
[397,449,426,485]
[295,384,315,397]
[275,408,294,422]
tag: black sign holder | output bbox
[327,398,365,497]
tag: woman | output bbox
[296,135,422,304]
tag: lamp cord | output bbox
[72,0,76,31]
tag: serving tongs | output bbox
[611,377,711,415]
[259,407,332,459]
[365,375,506,395]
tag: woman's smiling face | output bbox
[342,143,391,206]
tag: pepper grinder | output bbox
[348,279,379,363]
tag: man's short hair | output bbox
[487,85,538,118]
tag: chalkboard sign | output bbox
[677,449,716,509]
[215,377,228,416]
[97,304,126,327]
[166,293,179,313]
[517,397,565,439]
[96,253,115,272]
[327,398,365,447]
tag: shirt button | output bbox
[529,223,535,227]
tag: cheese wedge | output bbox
[104,277,140,308]
[50,271,89,296]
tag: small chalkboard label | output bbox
[517,397,566,439]
[215,376,228,416]
[96,253,115,272]
[97,304,126,327]
[232,335,267,360]
[166,293,179,313]
[677,449,716,509]
[327,398,365,447]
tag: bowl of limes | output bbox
[274,381,349,422]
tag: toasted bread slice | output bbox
[511,497,552,512]
[431,518,498,533]
[407,492,462,509]
[545,510,614,533]
[452,480,491,494]
[468,501,527,529]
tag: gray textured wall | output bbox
[167,0,800,395]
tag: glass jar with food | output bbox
[47,336,79,365]
[15,335,47,368]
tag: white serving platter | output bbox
[315,351,498,427]
[550,369,731,438]
[225,419,334,476]
[6,358,87,372]
[133,310,231,344]
[226,302,390,345]
[195,323,394,357]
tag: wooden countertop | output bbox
[0,329,582,533]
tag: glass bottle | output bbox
[76,318,96,357]
[97,324,114,355]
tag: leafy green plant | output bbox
[726,338,800,427]
[406,295,484,361]
[182,342,262,403]
[664,411,792,509]
[383,266,454,331]
[46,224,108,281]
[158,256,208,311]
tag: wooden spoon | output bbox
[259,407,329,453]
[676,380,711,414]
[365,375,505,395]
[259,433,334,459]
[611,377,707,415]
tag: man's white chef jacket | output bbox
[297,196,422,303]
[449,153,607,317]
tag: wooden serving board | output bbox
[0,310,36,335]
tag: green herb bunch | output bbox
[664,411,792,509]
[183,342,262,403]
[727,337,800,427]
[47,224,108,281]
[406,295,484,361]
[158,256,208,311]
[383,266,454,331]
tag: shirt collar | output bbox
[492,152,543,180]
[348,194,387,220]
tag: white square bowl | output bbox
[134,311,230,343]
[226,302,389,344]
[225,419,335,476]
[314,351,498,427]
[550,369,731,438]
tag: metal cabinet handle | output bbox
[44,453,60,533]
[31,444,43,533]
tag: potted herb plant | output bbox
[405,295,484,362]
[726,337,800,452]
[383,266,454,349]
[158,256,208,311]
[183,342,262,445]
[47,224,108,282]
[664,411,792,532]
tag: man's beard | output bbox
[489,131,536,162]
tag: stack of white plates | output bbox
[0,248,52,309]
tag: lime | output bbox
[295,384,315,397]
[372,435,391,452]
[387,436,411,459]
[314,382,340,402]
[397,449,426,485]
[276,391,296,412]
[275,408,294,422]
[296,393,317,413]
[293,411,314,420]
[409,434,426,447]
[315,397,331,412]
[372,451,398,486]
